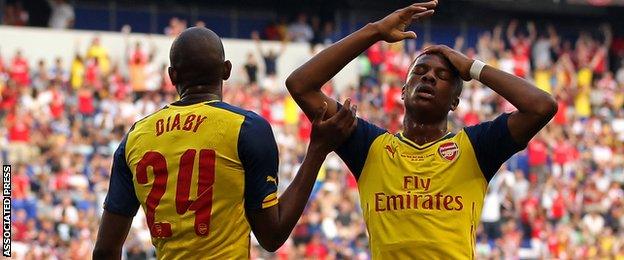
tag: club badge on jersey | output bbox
[438,142,460,161]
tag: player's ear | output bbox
[168,67,177,85]
[450,95,459,111]
[223,60,232,80]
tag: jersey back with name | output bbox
[104,101,279,260]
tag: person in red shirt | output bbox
[10,50,30,87]
[383,83,402,114]
[550,190,566,222]
[527,135,548,184]
[12,209,29,242]
[553,91,568,125]
[507,20,536,78]
[0,81,19,113]
[520,191,539,241]
[298,113,312,141]
[530,209,546,239]
[77,87,95,117]
[305,233,328,259]
[546,225,561,258]
[6,108,33,164]
[12,165,30,202]
[367,42,384,77]
[49,83,65,119]
[463,108,481,126]
[552,135,576,178]
[85,57,102,90]
[264,21,281,41]
[589,25,612,76]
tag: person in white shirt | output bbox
[48,0,74,29]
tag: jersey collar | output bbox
[395,132,454,150]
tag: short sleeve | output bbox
[103,135,141,217]
[335,116,387,180]
[239,113,279,210]
[464,113,527,182]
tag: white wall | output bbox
[0,25,358,92]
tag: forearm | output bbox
[273,146,328,245]
[286,23,379,94]
[479,65,556,116]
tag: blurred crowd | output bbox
[1,18,624,259]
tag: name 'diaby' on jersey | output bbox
[155,113,208,136]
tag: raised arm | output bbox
[601,23,613,49]
[506,20,518,46]
[252,31,266,56]
[590,24,612,69]
[277,37,288,56]
[423,45,557,144]
[246,100,357,251]
[286,1,437,120]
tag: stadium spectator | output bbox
[507,20,536,79]
[288,13,313,43]
[195,20,206,28]
[244,52,259,85]
[47,0,74,29]
[2,2,29,26]
[253,31,287,92]
[164,17,187,37]
[10,50,29,87]
[86,36,111,76]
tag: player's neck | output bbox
[174,85,222,105]
[402,116,448,145]
[174,93,222,106]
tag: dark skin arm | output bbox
[423,45,558,144]
[93,210,134,260]
[286,1,437,121]
[246,100,357,252]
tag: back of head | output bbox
[169,27,228,90]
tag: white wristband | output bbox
[469,60,486,81]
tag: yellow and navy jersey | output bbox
[103,101,279,259]
[336,113,525,259]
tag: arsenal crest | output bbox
[438,142,459,161]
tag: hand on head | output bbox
[422,45,473,81]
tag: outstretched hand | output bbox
[372,1,437,43]
[422,44,474,81]
[309,99,357,155]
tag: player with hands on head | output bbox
[286,1,557,259]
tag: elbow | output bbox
[258,239,282,253]
[263,244,281,253]
[538,95,558,119]
[256,233,287,253]
[285,74,302,95]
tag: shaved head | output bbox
[169,27,231,91]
